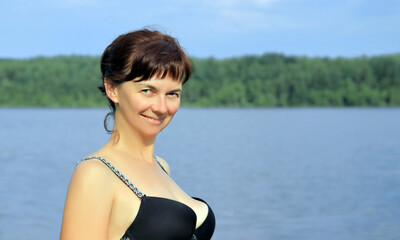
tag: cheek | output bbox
[122,95,147,112]
[168,101,181,115]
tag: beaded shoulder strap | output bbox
[78,156,144,199]
[154,156,168,174]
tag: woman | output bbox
[60,29,215,240]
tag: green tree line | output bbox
[1,53,399,107]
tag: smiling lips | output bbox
[140,114,166,125]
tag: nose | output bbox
[152,95,167,114]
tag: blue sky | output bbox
[1,0,399,59]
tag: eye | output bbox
[141,89,151,94]
[168,92,180,98]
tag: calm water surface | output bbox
[0,108,399,240]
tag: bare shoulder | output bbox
[155,155,171,175]
[72,158,116,188]
[60,159,115,239]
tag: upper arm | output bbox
[60,160,114,240]
[155,156,171,176]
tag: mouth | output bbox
[140,114,165,125]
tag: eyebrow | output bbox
[137,83,182,92]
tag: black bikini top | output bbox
[79,156,215,240]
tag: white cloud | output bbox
[199,8,301,34]
[194,0,300,33]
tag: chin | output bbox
[141,126,168,138]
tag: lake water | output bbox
[0,107,399,240]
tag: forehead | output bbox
[135,76,182,88]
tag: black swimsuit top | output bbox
[79,156,215,240]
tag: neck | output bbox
[106,113,157,164]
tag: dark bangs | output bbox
[125,39,191,84]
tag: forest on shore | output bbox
[0,53,399,107]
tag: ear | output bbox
[104,79,119,103]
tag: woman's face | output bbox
[114,76,182,138]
